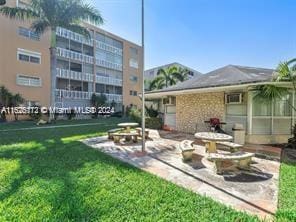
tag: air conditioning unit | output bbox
[225,93,243,104]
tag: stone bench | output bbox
[180,140,195,161]
[135,128,149,139]
[207,151,255,174]
[112,132,139,143]
[108,128,124,139]
[202,140,242,153]
[216,141,243,153]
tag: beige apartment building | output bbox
[0,0,143,112]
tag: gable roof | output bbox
[146,65,275,94]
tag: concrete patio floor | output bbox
[82,130,281,220]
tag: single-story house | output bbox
[145,65,294,144]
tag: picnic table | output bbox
[195,132,233,153]
[117,122,139,133]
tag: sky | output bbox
[89,0,296,73]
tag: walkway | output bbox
[83,130,280,220]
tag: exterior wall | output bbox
[176,92,225,133]
[0,1,142,110]
[0,10,51,106]
[246,135,290,144]
[122,42,143,109]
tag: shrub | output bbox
[66,109,76,120]
[145,105,158,118]
[145,117,162,129]
[128,108,141,124]
[29,105,42,120]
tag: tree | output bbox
[90,93,107,118]
[147,65,190,91]
[0,86,25,121]
[0,0,103,119]
[253,58,296,148]
[0,0,6,6]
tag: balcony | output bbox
[57,47,94,64]
[56,89,92,100]
[55,89,123,102]
[96,93,123,103]
[56,27,93,46]
[96,59,122,71]
[96,41,123,56]
[96,75,122,86]
[56,68,94,82]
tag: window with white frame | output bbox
[18,27,40,41]
[17,48,41,64]
[16,75,42,87]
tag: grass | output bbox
[0,118,260,221]
[276,150,296,221]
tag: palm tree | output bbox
[0,0,103,119]
[0,0,6,6]
[147,65,190,91]
[253,59,296,105]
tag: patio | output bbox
[83,130,281,220]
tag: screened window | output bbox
[18,27,40,41]
[16,75,42,87]
[17,49,41,64]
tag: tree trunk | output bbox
[49,29,57,121]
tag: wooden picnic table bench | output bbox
[207,151,255,174]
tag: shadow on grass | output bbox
[0,137,138,220]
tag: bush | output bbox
[145,117,162,129]
[29,106,42,120]
[128,108,141,124]
[145,105,158,118]
[66,109,76,120]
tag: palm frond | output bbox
[252,85,289,103]
[79,3,104,25]
[0,7,38,20]
[31,19,50,34]
[62,23,90,38]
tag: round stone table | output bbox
[117,122,139,133]
[195,132,233,153]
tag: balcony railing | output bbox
[56,68,94,82]
[56,27,93,46]
[56,89,92,100]
[96,93,123,103]
[95,75,122,86]
[96,40,123,56]
[55,89,123,102]
[96,59,122,71]
[57,47,94,64]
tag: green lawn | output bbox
[277,150,296,221]
[0,118,261,221]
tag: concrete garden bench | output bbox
[135,127,149,139]
[216,141,243,153]
[207,151,255,174]
[180,140,195,161]
[112,132,139,143]
[108,128,124,139]
[202,140,242,153]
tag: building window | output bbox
[129,47,139,69]
[17,48,41,64]
[129,75,138,83]
[16,74,42,87]
[129,90,138,96]
[18,27,40,41]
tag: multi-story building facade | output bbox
[145,62,202,82]
[0,0,143,112]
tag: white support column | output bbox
[247,89,253,135]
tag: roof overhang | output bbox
[145,81,292,99]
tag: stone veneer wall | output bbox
[176,92,225,133]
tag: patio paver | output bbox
[82,130,280,220]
